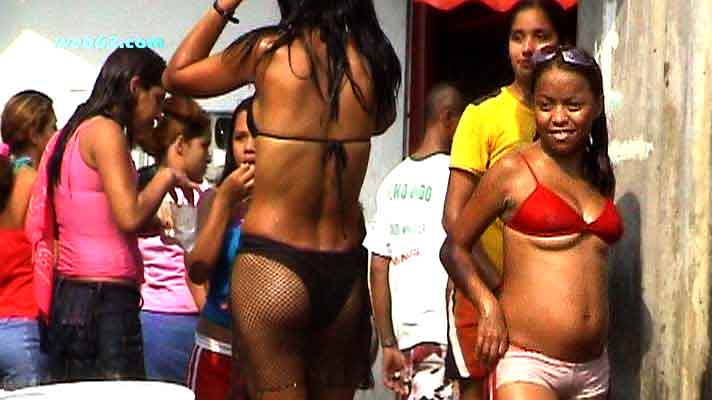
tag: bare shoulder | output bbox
[226,27,282,64]
[87,115,122,133]
[487,148,530,182]
[256,31,281,54]
[485,147,541,200]
[83,116,126,147]
[14,166,37,186]
[11,167,37,203]
[5,167,37,225]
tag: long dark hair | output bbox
[225,0,401,123]
[48,48,166,188]
[218,97,254,185]
[530,48,616,197]
[508,0,570,42]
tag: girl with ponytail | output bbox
[0,90,56,389]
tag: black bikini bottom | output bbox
[237,233,368,329]
[232,233,373,392]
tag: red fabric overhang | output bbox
[415,0,576,12]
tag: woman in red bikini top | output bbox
[441,46,622,400]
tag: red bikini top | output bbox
[505,155,623,244]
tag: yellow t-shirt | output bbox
[449,86,535,273]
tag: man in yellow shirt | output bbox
[443,85,535,398]
[447,85,535,274]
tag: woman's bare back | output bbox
[242,32,389,251]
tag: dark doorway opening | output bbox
[407,2,578,153]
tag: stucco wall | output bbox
[578,1,712,398]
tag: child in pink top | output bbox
[135,96,211,384]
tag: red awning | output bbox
[415,0,576,12]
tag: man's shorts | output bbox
[445,289,489,380]
[399,343,454,400]
[186,333,247,400]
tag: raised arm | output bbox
[185,164,254,284]
[185,190,226,285]
[439,156,518,365]
[162,0,265,97]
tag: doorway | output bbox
[407,1,578,153]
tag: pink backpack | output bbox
[25,132,60,323]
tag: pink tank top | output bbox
[139,235,198,313]
[140,190,201,313]
[54,118,144,282]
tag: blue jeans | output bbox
[0,317,48,390]
[48,278,145,382]
[140,310,198,384]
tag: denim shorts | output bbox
[0,317,48,390]
[140,310,198,384]
[47,278,145,382]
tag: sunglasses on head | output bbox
[531,46,598,69]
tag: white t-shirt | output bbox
[364,153,450,350]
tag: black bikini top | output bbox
[246,100,370,169]
[246,101,371,235]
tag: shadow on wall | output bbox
[701,260,712,397]
[608,192,653,400]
